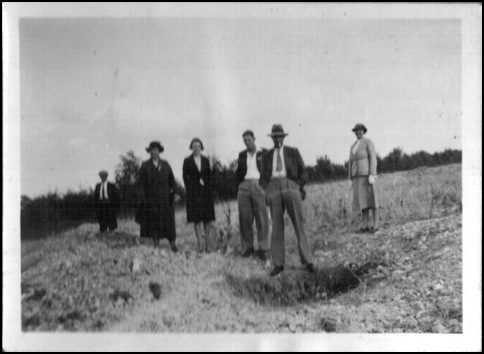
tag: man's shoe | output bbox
[258,250,270,261]
[241,248,254,258]
[306,263,316,273]
[170,242,179,253]
[270,266,284,277]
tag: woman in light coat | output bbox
[348,123,380,233]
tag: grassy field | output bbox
[21,164,462,333]
[185,163,462,254]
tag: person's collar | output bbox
[247,145,258,154]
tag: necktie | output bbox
[276,149,282,172]
[101,183,105,199]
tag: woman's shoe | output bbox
[270,266,284,277]
[306,263,316,273]
[241,248,254,258]
[258,250,270,261]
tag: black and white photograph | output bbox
[3,3,481,352]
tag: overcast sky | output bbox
[19,18,461,197]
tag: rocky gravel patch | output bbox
[21,213,462,333]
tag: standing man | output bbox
[138,140,178,252]
[94,170,120,233]
[236,130,270,260]
[260,124,315,276]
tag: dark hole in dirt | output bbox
[226,262,382,306]
[149,282,162,300]
[109,289,133,302]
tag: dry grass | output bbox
[115,164,461,256]
[304,164,461,232]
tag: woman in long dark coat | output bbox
[183,138,215,252]
[138,140,178,252]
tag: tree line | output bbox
[21,189,95,240]
[20,147,461,239]
[207,147,461,198]
[306,148,462,184]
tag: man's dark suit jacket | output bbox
[260,145,307,195]
[94,182,120,218]
[94,182,120,206]
[235,149,267,187]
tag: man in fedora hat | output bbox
[260,124,315,276]
[94,170,120,233]
[138,140,178,252]
[235,130,270,260]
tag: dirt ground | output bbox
[21,213,462,333]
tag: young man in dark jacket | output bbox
[235,130,270,260]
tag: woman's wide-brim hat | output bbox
[146,140,164,153]
[268,124,289,137]
[352,123,367,134]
